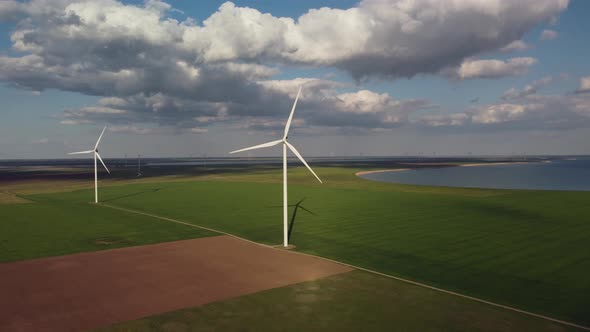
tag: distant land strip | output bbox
[459,161,537,167]
[354,160,547,177]
[354,168,410,176]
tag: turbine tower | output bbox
[68,126,110,203]
[230,87,322,247]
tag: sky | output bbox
[0,0,589,159]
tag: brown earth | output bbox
[0,191,31,204]
[0,235,352,332]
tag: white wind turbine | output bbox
[68,126,110,203]
[230,87,322,248]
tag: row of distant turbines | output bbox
[69,87,320,248]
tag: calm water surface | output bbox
[360,159,590,191]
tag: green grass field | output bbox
[0,189,215,261]
[2,166,589,329]
[97,271,579,332]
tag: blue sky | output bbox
[0,0,589,158]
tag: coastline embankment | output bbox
[355,160,546,177]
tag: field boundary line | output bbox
[100,203,590,331]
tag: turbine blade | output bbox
[68,150,94,155]
[229,139,283,154]
[283,86,302,140]
[94,126,107,149]
[285,141,322,183]
[96,152,110,174]
[299,206,316,215]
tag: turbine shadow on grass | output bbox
[101,188,163,203]
[269,197,316,242]
[458,200,544,223]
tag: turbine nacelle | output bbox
[68,126,110,174]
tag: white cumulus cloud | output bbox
[452,57,537,80]
[576,76,590,94]
[540,29,558,40]
[0,0,570,132]
[503,76,554,100]
[499,40,530,53]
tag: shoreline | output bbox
[354,168,410,176]
[459,161,532,167]
[355,160,546,177]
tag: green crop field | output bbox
[2,166,589,330]
[98,271,579,332]
[0,188,215,261]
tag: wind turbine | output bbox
[230,87,322,248]
[137,154,142,177]
[68,126,110,203]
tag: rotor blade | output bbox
[95,152,110,174]
[295,198,306,205]
[68,150,94,155]
[283,86,302,140]
[285,141,322,183]
[299,206,316,215]
[94,126,107,149]
[295,198,316,215]
[229,139,283,154]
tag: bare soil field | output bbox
[0,191,31,204]
[0,235,352,332]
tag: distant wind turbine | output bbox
[68,126,110,203]
[230,87,322,248]
[137,154,142,177]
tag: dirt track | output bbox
[0,236,352,332]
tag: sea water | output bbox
[360,159,590,191]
